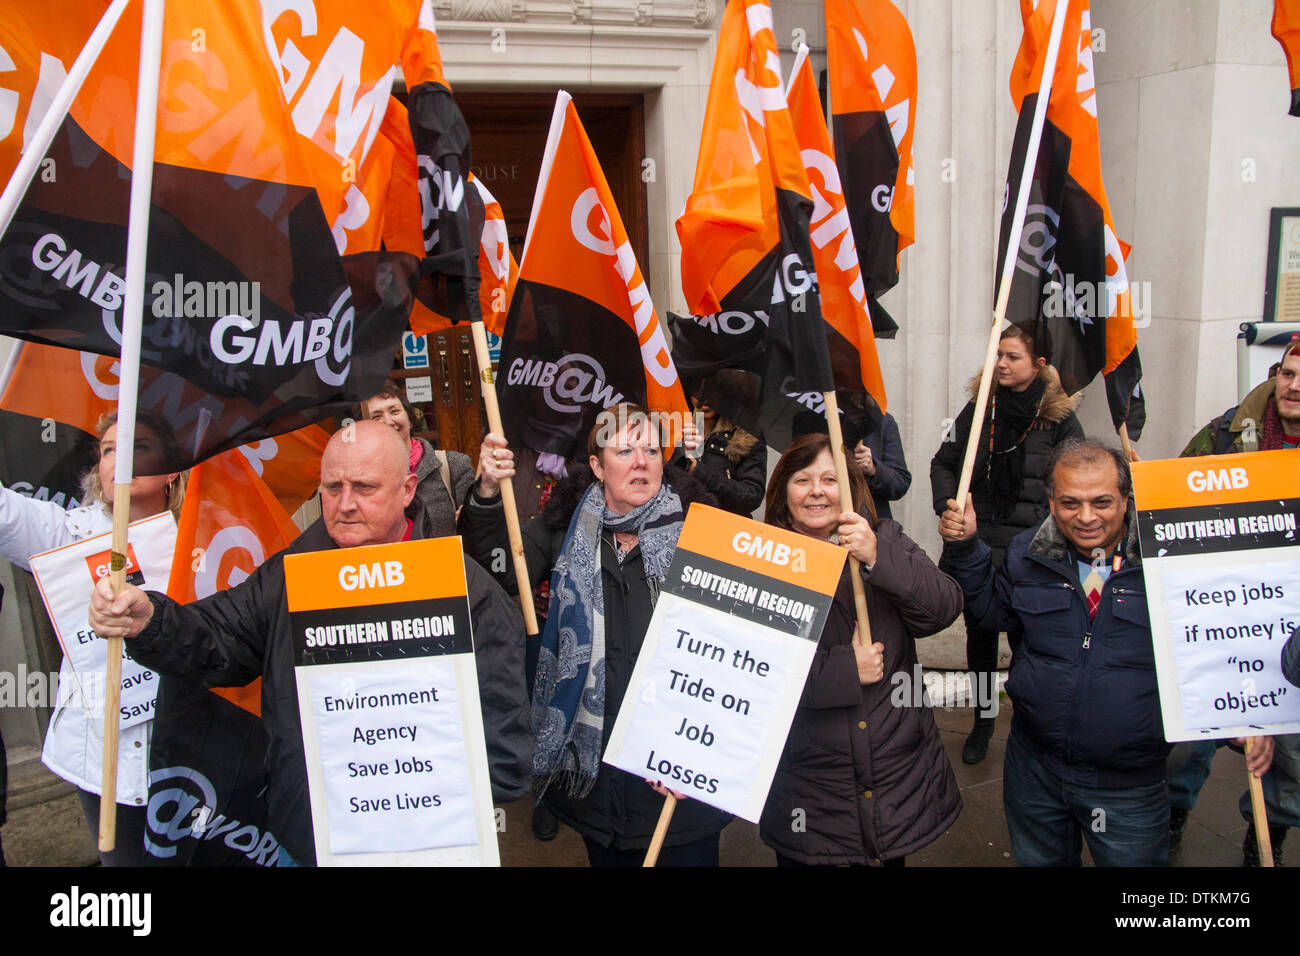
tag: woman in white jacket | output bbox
[0,413,182,865]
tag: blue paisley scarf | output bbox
[531,480,683,798]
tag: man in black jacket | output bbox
[89,421,532,866]
[938,439,1271,866]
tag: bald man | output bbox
[89,420,531,866]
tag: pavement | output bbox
[497,696,1271,867]
[4,650,1276,867]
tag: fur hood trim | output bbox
[966,363,1078,427]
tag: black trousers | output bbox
[583,832,720,867]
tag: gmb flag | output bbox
[496,91,687,461]
[997,0,1143,436]
[1275,0,1300,116]
[825,0,916,340]
[0,340,330,515]
[390,24,517,336]
[670,0,833,452]
[143,449,301,867]
[787,45,887,416]
[0,1,440,471]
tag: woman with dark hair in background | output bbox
[0,411,184,865]
[929,326,1083,765]
[759,432,962,866]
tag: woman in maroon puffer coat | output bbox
[759,433,963,866]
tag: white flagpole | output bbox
[954,0,1072,508]
[0,0,130,243]
[101,0,165,854]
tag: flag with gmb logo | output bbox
[786,44,887,416]
[668,0,834,453]
[495,90,688,461]
[0,1,456,471]
[0,340,329,515]
[997,0,1143,435]
[140,447,302,867]
[824,0,916,340]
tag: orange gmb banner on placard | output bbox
[1132,451,1299,512]
[675,505,847,595]
[284,537,468,613]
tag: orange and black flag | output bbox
[143,448,301,866]
[1275,0,1300,116]
[0,340,330,515]
[998,0,1143,436]
[496,92,688,460]
[0,1,436,471]
[825,0,916,339]
[787,45,887,417]
[670,0,834,452]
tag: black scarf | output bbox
[986,378,1046,520]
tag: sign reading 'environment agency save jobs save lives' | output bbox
[604,505,847,822]
[285,536,498,866]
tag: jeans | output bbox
[1003,732,1169,866]
[1166,734,1300,828]
[77,789,150,867]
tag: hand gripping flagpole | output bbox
[955,0,1071,510]
[1246,737,1275,866]
[823,390,872,642]
[0,0,130,243]
[100,0,166,853]
[469,321,540,637]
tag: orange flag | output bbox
[670,0,833,452]
[825,0,917,338]
[0,341,328,515]
[166,448,301,712]
[495,91,688,459]
[1275,0,1300,116]
[1001,0,1141,434]
[0,1,439,469]
[787,45,887,414]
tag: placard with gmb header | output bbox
[286,536,498,866]
[1133,451,1300,741]
[604,504,847,822]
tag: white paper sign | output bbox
[29,512,176,730]
[310,660,477,855]
[604,593,815,821]
[1133,451,1300,741]
[1161,561,1300,732]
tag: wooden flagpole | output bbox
[643,794,677,867]
[0,0,129,242]
[954,0,1071,508]
[1246,737,1275,867]
[100,0,166,853]
[469,321,540,637]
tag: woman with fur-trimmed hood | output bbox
[930,327,1084,764]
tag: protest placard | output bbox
[603,505,847,822]
[286,536,498,865]
[29,512,176,730]
[1133,450,1300,740]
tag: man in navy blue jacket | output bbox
[938,439,1270,866]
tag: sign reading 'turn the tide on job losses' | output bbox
[286,536,498,866]
[604,505,847,822]
[1133,450,1300,741]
